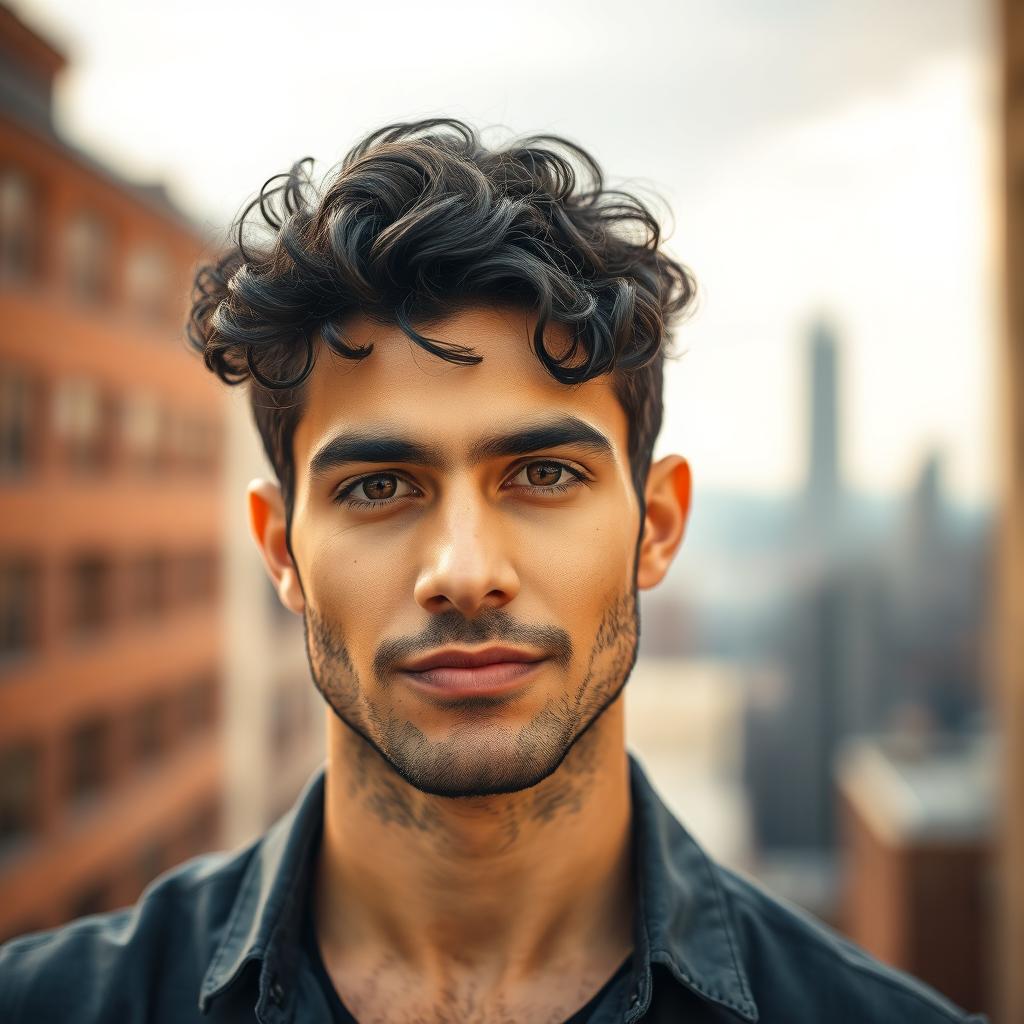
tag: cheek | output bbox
[303,529,409,651]
[522,508,635,606]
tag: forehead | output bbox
[292,306,630,468]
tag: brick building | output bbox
[0,5,225,939]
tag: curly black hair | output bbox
[187,118,696,528]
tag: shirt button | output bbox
[269,979,285,1005]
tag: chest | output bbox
[314,956,626,1024]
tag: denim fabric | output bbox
[0,756,988,1023]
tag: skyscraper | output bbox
[804,319,842,549]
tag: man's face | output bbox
[286,305,645,797]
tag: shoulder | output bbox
[713,863,985,1023]
[0,845,253,1024]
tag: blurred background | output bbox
[1,0,1022,1019]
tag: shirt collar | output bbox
[628,756,758,1021]
[199,757,758,1022]
[199,768,325,1018]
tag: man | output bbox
[0,119,986,1023]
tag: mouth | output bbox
[399,646,546,699]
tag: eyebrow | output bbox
[307,415,614,480]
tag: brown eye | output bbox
[335,472,417,508]
[526,462,564,486]
[361,474,398,500]
[503,459,585,497]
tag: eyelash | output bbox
[333,461,588,510]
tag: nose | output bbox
[413,483,520,618]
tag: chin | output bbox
[391,761,565,799]
[381,721,578,799]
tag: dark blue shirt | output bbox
[0,757,988,1023]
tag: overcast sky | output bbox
[13,0,998,503]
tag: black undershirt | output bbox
[302,909,632,1024]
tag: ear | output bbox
[636,456,692,591]
[247,478,305,615]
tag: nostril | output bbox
[413,560,520,615]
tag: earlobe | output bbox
[247,478,305,615]
[636,456,692,591]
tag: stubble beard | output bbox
[302,586,640,799]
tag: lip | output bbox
[399,646,546,699]
[400,646,544,672]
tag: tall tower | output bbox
[804,319,842,547]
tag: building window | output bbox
[179,551,218,605]
[66,717,110,807]
[124,244,169,321]
[0,367,37,476]
[0,170,34,282]
[130,697,166,767]
[0,744,38,855]
[64,212,109,304]
[128,551,166,619]
[67,555,113,638]
[52,376,109,472]
[181,674,218,734]
[0,559,38,661]
[120,393,163,472]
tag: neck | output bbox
[315,700,634,982]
